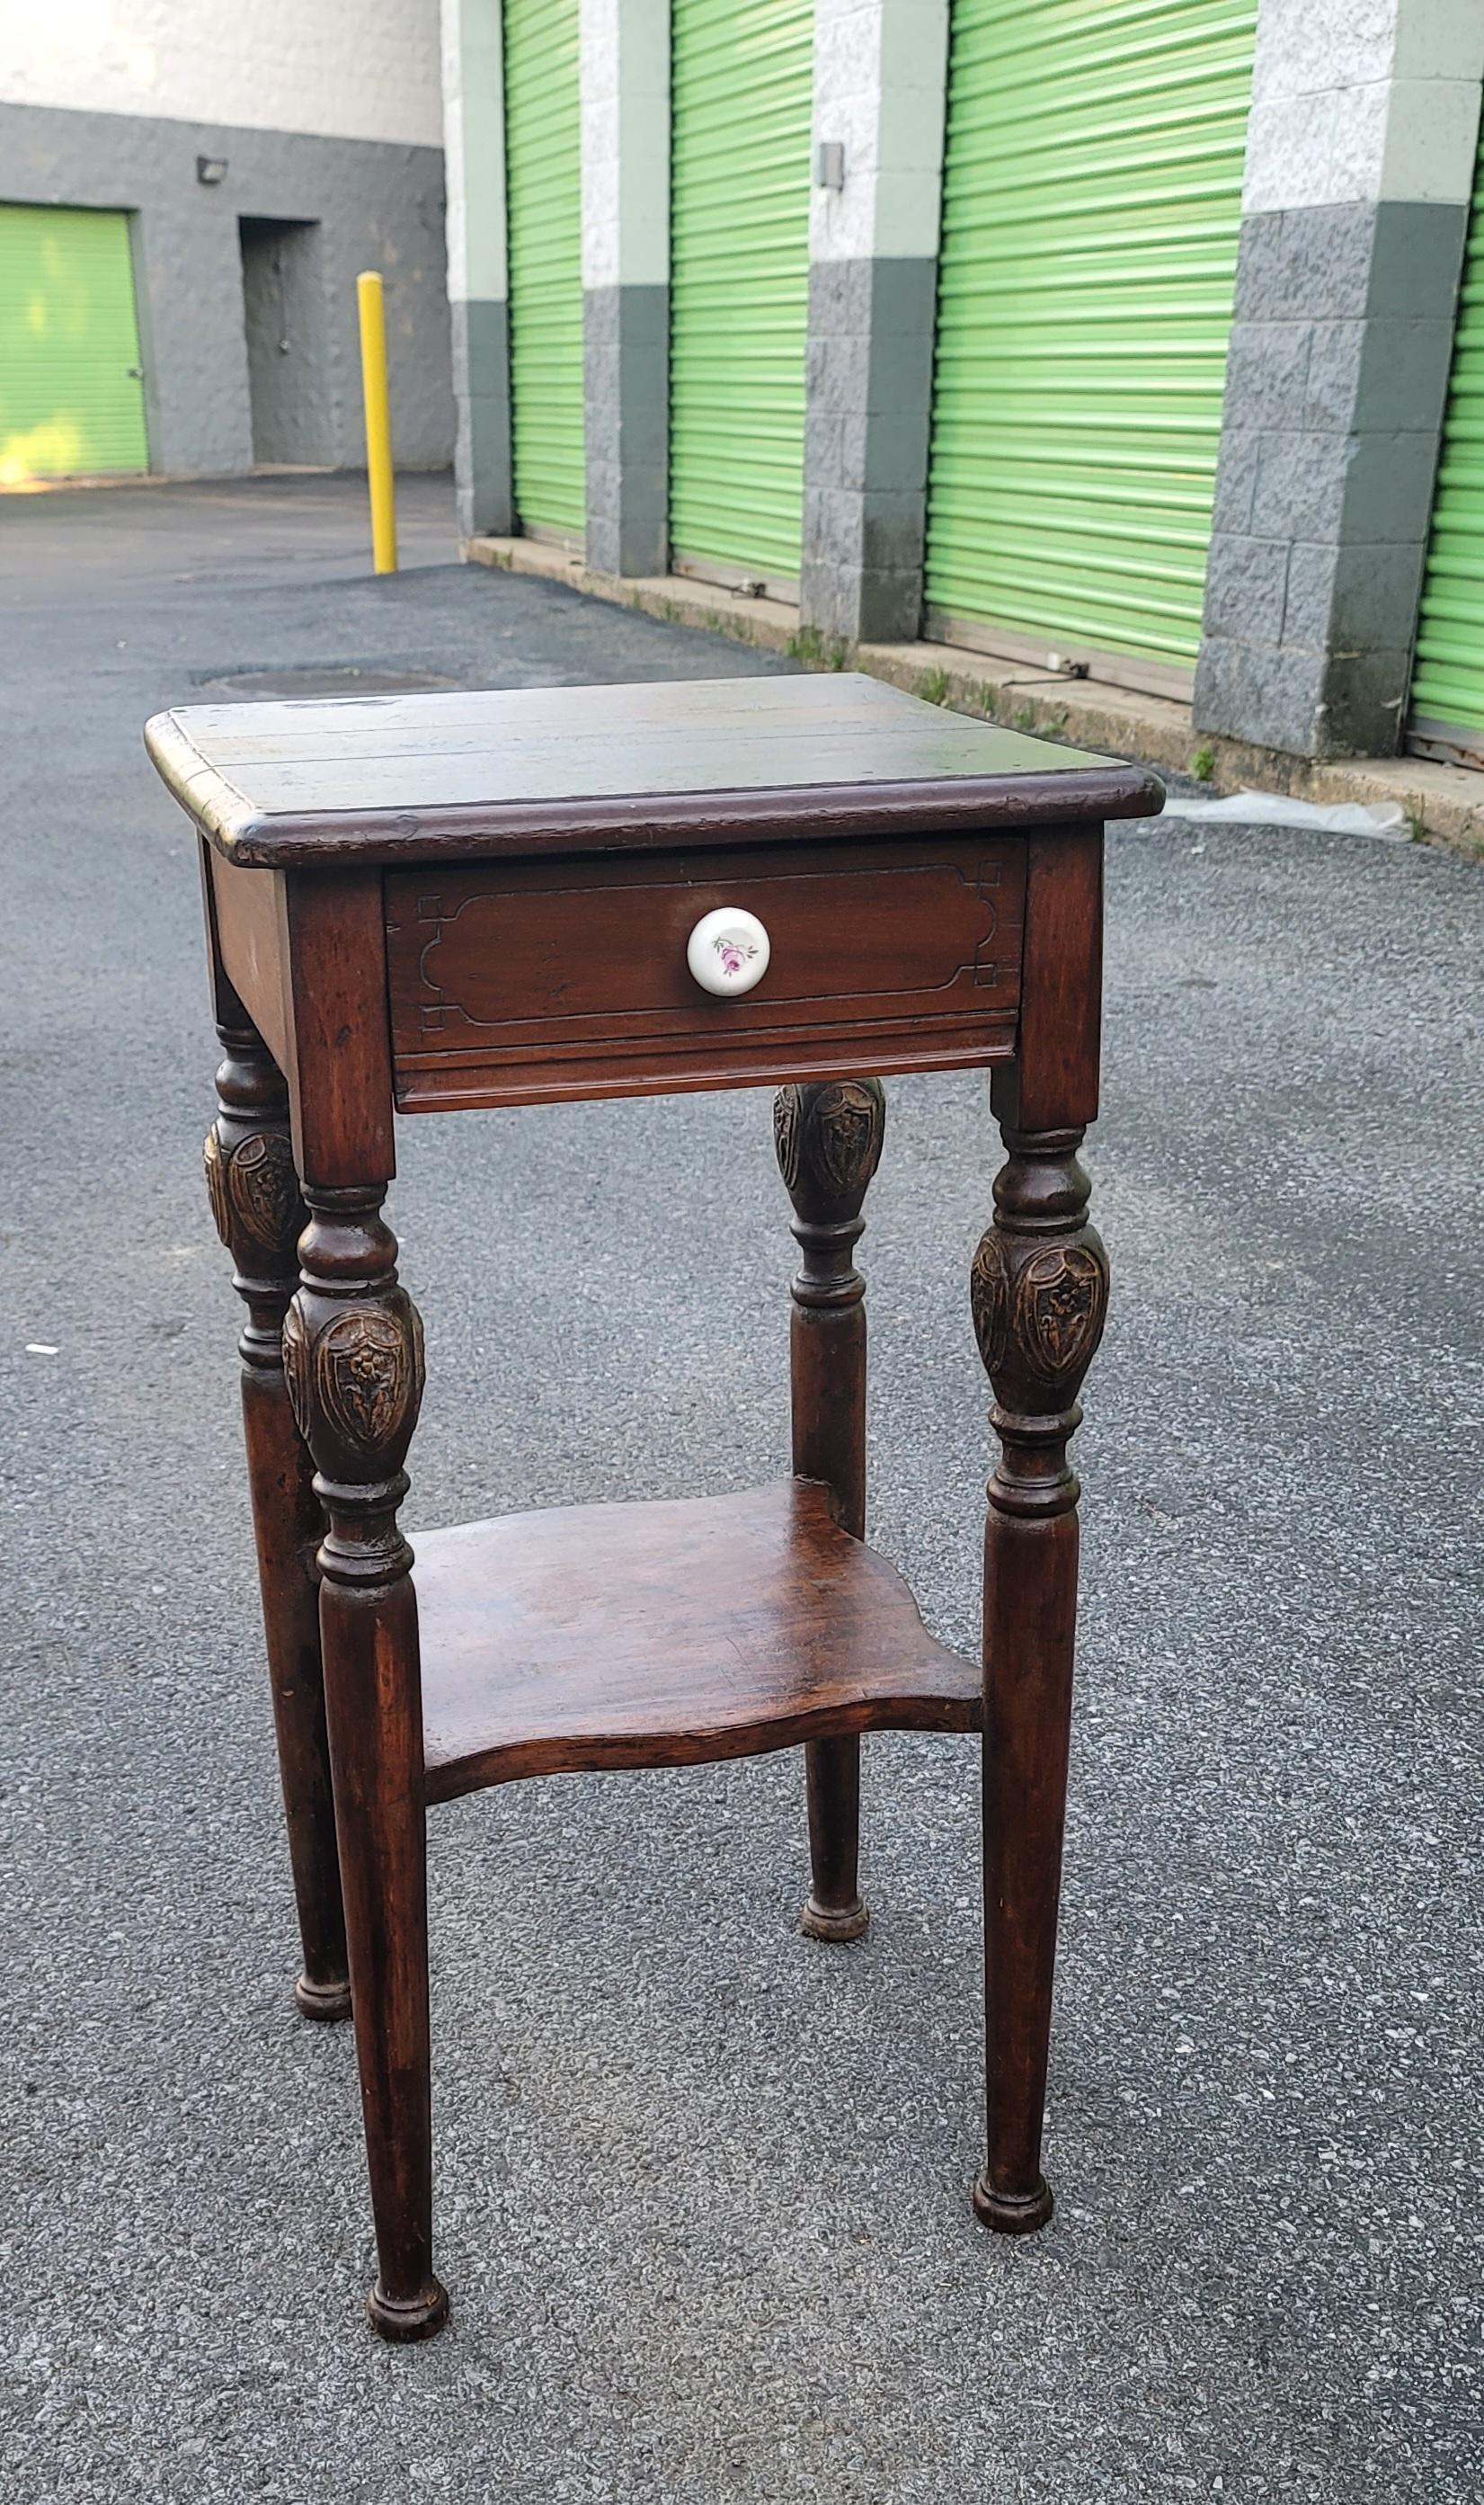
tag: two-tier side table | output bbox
[147,671,1160,2341]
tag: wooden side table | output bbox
[147,672,1160,2341]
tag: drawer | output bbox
[385,834,1026,1110]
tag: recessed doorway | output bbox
[238,217,332,468]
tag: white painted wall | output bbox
[0,0,444,148]
[580,0,669,290]
[810,0,948,263]
[1243,0,1484,212]
[442,0,505,300]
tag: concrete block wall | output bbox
[579,0,670,577]
[442,0,1484,762]
[1195,0,1484,758]
[444,0,511,532]
[2,1,454,477]
[801,0,949,644]
[444,0,950,611]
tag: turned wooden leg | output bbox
[285,1184,448,2341]
[207,1021,350,2020]
[774,1078,885,1940]
[969,1121,1107,2233]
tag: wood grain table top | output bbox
[147,670,1162,867]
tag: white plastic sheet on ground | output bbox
[1159,789,1408,839]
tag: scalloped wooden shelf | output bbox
[415,1478,980,1803]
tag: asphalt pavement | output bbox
[2,472,1481,2504]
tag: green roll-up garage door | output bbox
[504,0,584,543]
[1409,140,1484,753]
[670,0,813,595]
[0,205,148,486]
[925,0,1257,692]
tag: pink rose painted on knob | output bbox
[687,906,771,996]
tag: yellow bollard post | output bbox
[356,270,397,575]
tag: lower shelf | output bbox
[414,1477,980,1802]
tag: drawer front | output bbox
[385,834,1025,1110]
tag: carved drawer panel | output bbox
[384,834,1026,1110]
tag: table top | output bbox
[146,671,1161,868]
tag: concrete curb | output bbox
[463,533,1484,863]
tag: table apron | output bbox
[384,833,1026,1112]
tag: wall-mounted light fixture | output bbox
[814,141,845,191]
[196,156,229,186]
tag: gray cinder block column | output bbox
[800,0,949,645]
[441,0,512,538]
[580,0,669,578]
[1195,0,1484,759]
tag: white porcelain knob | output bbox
[686,906,770,997]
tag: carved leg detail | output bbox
[774,1079,885,1942]
[207,1022,350,2020]
[969,1125,1107,2233]
[284,1186,448,2342]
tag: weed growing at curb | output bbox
[786,625,850,669]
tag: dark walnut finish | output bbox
[970,1122,1107,2232]
[773,1078,886,1939]
[148,670,1159,2344]
[282,1181,446,2342]
[386,837,1023,1110]
[146,671,1155,864]
[201,932,350,2023]
[419,1480,978,1798]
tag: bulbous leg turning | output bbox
[285,1182,447,2340]
[970,1123,1108,2237]
[206,1020,351,2022]
[774,1080,885,1942]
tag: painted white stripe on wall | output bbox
[810,0,948,264]
[580,0,669,291]
[442,0,506,301]
[0,0,443,148]
[1243,0,1484,212]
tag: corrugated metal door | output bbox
[0,205,148,485]
[504,0,584,544]
[670,0,813,595]
[1409,141,1484,753]
[925,0,1257,694]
